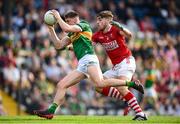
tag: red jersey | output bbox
[92,25,131,65]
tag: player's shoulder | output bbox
[92,31,100,39]
[93,31,101,37]
[77,20,92,32]
[92,31,102,42]
[80,20,88,24]
[111,25,120,32]
[79,20,89,26]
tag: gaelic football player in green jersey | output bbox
[34,10,144,119]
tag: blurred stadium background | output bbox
[0,0,179,117]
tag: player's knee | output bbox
[94,79,105,88]
[94,83,102,88]
[57,80,67,89]
[95,87,103,93]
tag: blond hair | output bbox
[97,10,113,19]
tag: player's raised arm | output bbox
[50,10,82,33]
[111,21,132,39]
[47,25,71,49]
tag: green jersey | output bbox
[68,20,95,60]
[145,69,156,88]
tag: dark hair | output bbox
[64,10,79,18]
[97,10,113,18]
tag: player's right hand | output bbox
[46,25,54,30]
[50,10,61,20]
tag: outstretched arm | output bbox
[50,10,82,33]
[48,26,71,49]
[111,21,132,39]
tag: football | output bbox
[44,10,56,26]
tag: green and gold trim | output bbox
[69,31,92,42]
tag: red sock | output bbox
[102,87,123,100]
[123,92,143,115]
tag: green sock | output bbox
[48,103,58,114]
[126,81,135,87]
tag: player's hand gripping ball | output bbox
[44,10,57,26]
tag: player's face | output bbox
[65,17,78,25]
[96,17,109,31]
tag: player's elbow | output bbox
[54,45,61,49]
[54,43,62,49]
[94,82,106,88]
[126,32,133,40]
[128,33,133,39]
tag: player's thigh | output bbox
[103,67,133,95]
[87,65,103,86]
[115,56,136,79]
[58,70,86,89]
[95,69,118,93]
[115,58,135,95]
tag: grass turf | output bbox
[0,115,180,124]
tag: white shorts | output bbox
[145,87,157,98]
[103,56,136,80]
[77,54,100,77]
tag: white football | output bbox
[44,10,56,26]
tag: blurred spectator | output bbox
[3,62,20,98]
[43,58,62,82]
[126,8,139,34]
[167,11,178,27]
[0,95,6,115]
[79,81,95,107]
[139,16,154,32]
[115,1,127,22]
[141,61,160,114]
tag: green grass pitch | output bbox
[0,115,180,124]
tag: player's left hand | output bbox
[50,10,61,20]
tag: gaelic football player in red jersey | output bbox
[92,11,147,120]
